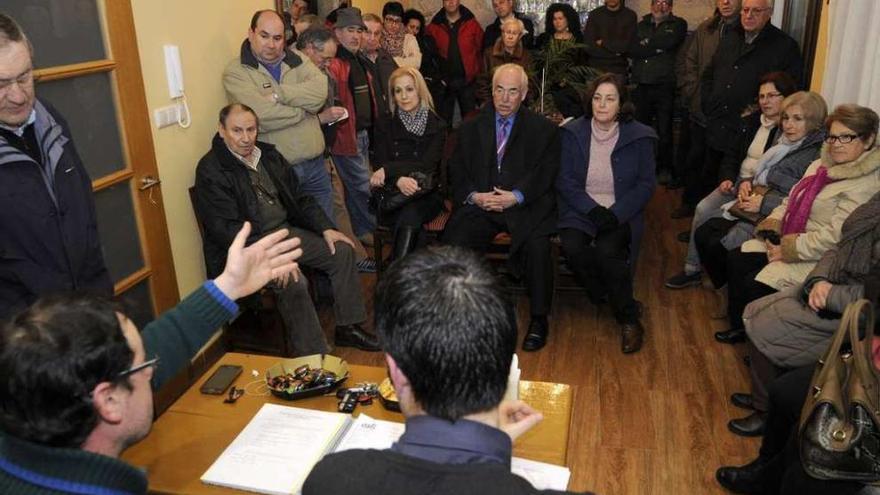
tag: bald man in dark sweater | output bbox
[583,0,638,77]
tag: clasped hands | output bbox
[370,168,421,196]
[728,180,762,213]
[473,188,518,212]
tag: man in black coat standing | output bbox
[0,14,112,319]
[699,0,802,199]
[442,64,560,352]
[195,103,379,354]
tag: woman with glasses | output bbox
[381,2,421,68]
[369,67,444,260]
[666,75,810,292]
[711,104,880,437]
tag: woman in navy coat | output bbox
[557,73,657,353]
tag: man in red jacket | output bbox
[426,0,483,126]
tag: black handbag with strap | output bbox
[799,299,880,483]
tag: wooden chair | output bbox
[188,186,295,357]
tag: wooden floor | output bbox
[328,186,760,494]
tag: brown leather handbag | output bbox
[799,299,880,482]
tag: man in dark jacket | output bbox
[427,0,484,125]
[673,0,740,217]
[0,14,112,320]
[361,13,399,127]
[0,220,301,494]
[700,0,803,195]
[303,247,590,495]
[583,0,638,77]
[483,0,535,51]
[630,0,687,185]
[442,64,560,352]
[195,103,379,353]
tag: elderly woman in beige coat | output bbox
[722,104,880,436]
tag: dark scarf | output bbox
[828,191,880,281]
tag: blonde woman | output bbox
[369,67,445,259]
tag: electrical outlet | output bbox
[153,104,180,129]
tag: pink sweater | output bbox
[586,119,619,208]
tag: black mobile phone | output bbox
[199,365,243,395]
[757,229,781,245]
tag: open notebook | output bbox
[201,403,570,495]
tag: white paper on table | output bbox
[511,456,571,491]
[200,403,350,495]
[333,414,405,452]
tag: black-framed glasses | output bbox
[825,134,861,145]
[118,356,160,378]
[384,15,402,24]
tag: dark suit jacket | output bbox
[194,134,334,279]
[449,105,560,262]
[701,21,803,154]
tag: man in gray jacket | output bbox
[223,10,333,221]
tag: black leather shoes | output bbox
[522,317,549,352]
[715,328,746,344]
[715,456,772,493]
[730,392,754,410]
[621,321,645,354]
[335,324,381,352]
[728,411,767,437]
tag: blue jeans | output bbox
[291,155,334,223]
[684,187,734,274]
[331,130,376,237]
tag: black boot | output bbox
[392,226,419,261]
[715,455,773,493]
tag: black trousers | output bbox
[694,216,738,288]
[726,249,776,330]
[752,366,866,495]
[634,82,676,175]
[681,119,707,207]
[442,205,553,316]
[439,80,476,126]
[699,144,725,202]
[379,192,442,253]
[673,107,690,181]
[559,225,639,324]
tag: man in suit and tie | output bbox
[442,63,560,351]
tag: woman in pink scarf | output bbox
[715,105,880,438]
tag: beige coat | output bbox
[223,43,327,165]
[743,145,880,290]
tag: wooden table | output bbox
[123,353,572,494]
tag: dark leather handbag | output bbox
[370,171,435,213]
[799,299,880,483]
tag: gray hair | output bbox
[491,63,528,90]
[295,26,334,51]
[500,17,524,34]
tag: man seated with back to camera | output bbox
[195,103,379,353]
[303,246,592,495]
[0,223,301,494]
